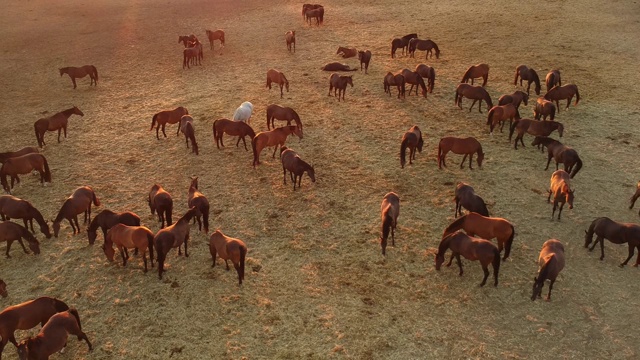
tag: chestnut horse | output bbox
[454,182,489,217]
[252,125,303,167]
[87,209,141,245]
[178,35,197,47]
[461,63,489,87]
[0,280,5,298]
[266,69,289,98]
[545,70,562,92]
[391,33,417,57]
[383,72,405,99]
[154,207,197,279]
[103,224,155,273]
[380,192,400,256]
[285,30,295,52]
[544,140,583,178]
[302,4,323,19]
[584,217,640,267]
[34,106,84,148]
[329,73,354,101]
[358,50,371,74]
[400,125,423,168]
[532,239,565,301]
[0,147,39,164]
[509,119,564,149]
[52,186,100,237]
[304,6,324,25]
[0,221,40,257]
[337,46,357,58]
[148,184,173,228]
[486,103,519,134]
[442,213,515,260]
[544,84,580,112]
[205,29,225,51]
[212,118,256,151]
[547,170,574,220]
[266,105,303,133]
[435,231,500,287]
[320,62,358,72]
[59,66,98,89]
[179,115,199,155]
[454,84,493,113]
[630,181,640,216]
[0,154,52,194]
[209,230,248,285]
[401,69,428,97]
[280,147,315,190]
[534,97,556,120]
[0,195,51,238]
[415,64,435,93]
[17,309,92,359]
[513,65,541,95]
[408,39,440,59]
[498,90,529,109]
[150,106,189,140]
[188,177,210,233]
[438,137,484,170]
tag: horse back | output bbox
[381,193,400,219]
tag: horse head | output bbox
[292,126,303,140]
[58,68,65,76]
[73,105,84,117]
[52,220,61,238]
[521,91,529,106]
[189,176,199,191]
[87,228,97,245]
[0,279,7,298]
[435,47,441,59]
[285,79,290,93]
[584,229,593,248]
[16,339,31,360]
[40,221,52,239]
[531,277,543,301]
[477,152,485,168]
[307,165,316,183]
[102,241,115,261]
[557,123,564,137]
[434,252,445,270]
[346,76,354,87]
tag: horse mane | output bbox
[53,200,72,223]
[437,232,456,255]
[17,224,39,244]
[461,67,474,82]
[60,107,77,116]
[443,215,467,238]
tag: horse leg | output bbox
[557,202,564,220]
[469,100,477,112]
[459,154,468,169]
[446,252,454,267]
[482,75,487,87]
[5,239,13,257]
[546,279,555,301]
[118,246,127,266]
[235,136,242,148]
[162,124,167,138]
[455,198,460,217]
[241,137,248,151]
[196,215,202,232]
[272,144,279,158]
[620,244,635,267]
[57,128,62,143]
[555,100,560,113]
[63,125,67,139]
[545,154,553,170]
[184,233,189,257]
[480,265,490,287]
[280,84,284,98]
[468,154,474,170]
[72,77,77,89]
[566,97,572,110]
[455,254,464,276]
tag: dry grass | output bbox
[1,0,640,358]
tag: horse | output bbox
[87,209,140,245]
[178,34,197,47]
[52,186,100,237]
[383,72,405,99]
[266,104,303,133]
[415,64,435,93]
[179,115,199,155]
[509,119,564,149]
[400,126,423,168]
[435,231,500,287]
[154,207,197,279]
[266,69,289,98]
[252,126,303,167]
[150,106,189,140]
[304,6,324,25]
[280,147,315,190]
[329,73,354,101]
[103,224,154,273]
[233,101,253,124]
[390,33,418,57]
[544,84,580,112]
[209,230,248,285]
[454,182,489,217]
[0,147,39,164]
[16,309,92,359]
[0,195,51,239]
[498,90,529,117]
[34,106,84,148]
[358,50,371,74]
[401,69,428,98]
[205,29,225,51]
[285,31,295,52]
[380,192,400,256]
[336,46,357,58]
[320,62,358,72]
[183,42,202,69]
[534,97,556,121]
[302,4,323,21]
[543,140,583,178]
[513,65,541,95]
[584,217,640,267]
[461,63,489,87]
[547,170,574,220]
[442,213,515,260]
[486,103,519,134]
[0,154,52,194]
[545,70,562,93]
[0,297,69,358]
[532,239,565,301]
[59,66,98,89]
[148,184,173,228]
[0,221,40,257]
[630,181,640,216]
[454,84,493,113]
[0,280,6,298]
[188,177,209,233]
[408,39,440,59]
[438,137,484,170]
[212,118,255,151]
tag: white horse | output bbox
[233,101,253,124]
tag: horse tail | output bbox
[486,107,495,126]
[146,231,155,266]
[251,135,259,168]
[239,244,247,282]
[492,247,501,286]
[150,113,158,131]
[166,200,173,226]
[585,218,598,246]
[189,126,199,155]
[42,156,52,182]
[570,156,582,178]
[212,120,218,139]
[442,215,466,238]
[34,122,41,145]
[52,298,70,313]
[400,136,409,168]
[92,189,100,206]
[509,119,520,141]
[574,86,580,106]
[513,67,519,85]
[504,224,515,259]
[437,140,443,167]
[203,203,210,233]
[93,66,98,82]
[68,308,82,330]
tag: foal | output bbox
[188,177,210,233]
[280,147,315,190]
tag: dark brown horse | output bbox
[544,84,580,112]
[320,62,358,72]
[0,221,40,257]
[52,186,100,237]
[547,170,574,220]
[154,207,197,279]
[461,63,489,87]
[0,280,6,298]
[358,50,371,74]
[532,239,565,301]
[454,182,489,217]
[280,147,315,190]
[59,66,98,89]
[150,106,189,139]
[443,213,515,260]
[304,6,324,25]
[17,309,92,359]
[383,72,405,99]
[0,154,52,194]
[498,90,529,110]
[415,64,435,93]
[438,137,484,170]
[0,195,51,239]
[514,65,541,95]
[486,103,519,134]
[209,230,248,285]
[380,192,400,256]
[285,30,295,52]
[178,34,197,47]
[336,46,357,58]
[435,231,500,287]
[179,115,199,155]
[188,177,209,233]
[630,181,640,216]
[252,126,303,167]
[454,84,493,113]
[408,39,440,59]
[34,106,84,148]
[584,217,640,267]
[543,140,583,178]
[545,70,562,93]
[400,126,423,168]
[205,29,225,51]
[212,118,256,151]
[391,33,418,58]
[329,73,354,101]
[0,147,39,164]
[103,224,154,273]
[401,69,428,98]
[266,69,289,98]
[87,209,141,245]
[509,119,564,149]
[266,104,303,133]
[183,41,203,69]
[534,97,556,120]
[148,184,173,228]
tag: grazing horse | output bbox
[17,309,92,360]
[544,140,583,178]
[0,280,6,298]
[380,192,400,256]
[532,239,565,301]
[154,207,197,279]
[233,101,253,124]
[584,217,640,267]
[400,125,423,168]
[179,115,199,155]
[266,104,303,133]
[0,297,69,357]
[486,103,519,134]
[509,119,564,149]
[0,147,39,164]
[438,137,484,170]
[383,72,405,99]
[183,42,202,69]
[188,177,209,233]
[59,66,98,89]
[435,231,500,287]
[304,6,324,25]
[52,186,100,237]
[415,64,435,93]
[178,34,197,47]
[461,63,489,87]
[337,46,357,58]
[328,73,354,101]
[285,31,295,52]
[34,106,84,148]
[358,50,371,74]
[0,221,40,257]
[454,182,489,217]
[320,62,358,71]
[498,90,529,110]
[547,170,574,220]
[442,213,515,260]
[148,184,173,228]
[209,230,247,285]
[266,69,289,98]
[0,195,51,238]
[544,84,580,112]
[280,147,315,190]
[401,69,428,98]
[0,154,52,194]
[252,125,303,167]
[87,209,140,245]
[514,65,541,95]
[205,29,225,51]
[212,118,255,151]
[534,97,556,120]
[545,70,562,93]
[630,181,640,216]
[391,33,418,57]
[150,106,189,139]
[454,84,493,113]
[408,39,440,59]
[103,224,154,272]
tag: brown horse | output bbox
[0,221,40,257]
[443,213,515,260]
[461,63,489,87]
[154,207,197,279]
[435,231,500,287]
[320,62,358,71]
[150,106,189,140]
[148,184,173,228]
[544,84,580,112]
[212,118,255,151]
[391,33,418,58]
[336,46,357,58]
[486,103,519,134]
[266,104,303,133]
[400,126,423,168]
[584,217,640,267]
[59,66,98,89]
[179,115,199,155]
[544,140,583,178]
[329,73,354,101]
[408,39,440,59]
[438,137,484,170]
[34,106,84,148]
[205,29,225,51]
[304,6,324,25]
[383,72,405,99]
[103,224,154,272]
[498,90,529,117]
[0,147,39,164]
[209,230,248,285]
[532,239,565,301]
[358,50,371,74]
[454,182,489,217]
[252,125,303,167]
[401,69,428,98]
[87,209,140,245]
[178,34,197,47]
[514,65,541,95]
[454,84,493,113]
[0,195,51,239]
[17,309,92,359]
[415,64,435,93]
[266,69,289,98]
[52,186,100,237]
[630,181,640,216]
[280,147,315,190]
[302,4,324,22]
[509,119,564,149]
[380,192,400,256]
[0,280,6,298]
[534,97,556,120]
[547,170,574,220]
[188,177,209,233]
[545,70,562,93]
[285,31,295,52]
[182,41,203,69]
[0,154,52,194]
[0,297,69,357]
